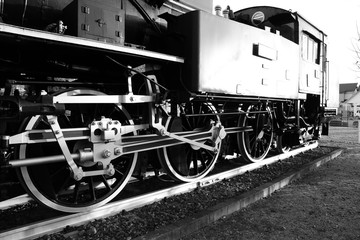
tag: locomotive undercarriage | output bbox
[1,70,321,210]
[0,78,320,212]
[0,26,322,213]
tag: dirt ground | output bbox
[182,126,360,240]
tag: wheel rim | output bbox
[16,89,137,212]
[158,101,221,182]
[238,104,273,162]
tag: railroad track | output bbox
[0,142,319,240]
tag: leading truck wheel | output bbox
[238,104,273,162]
[158,101,221,182]
[16,89,137,213]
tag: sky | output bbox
[213,0,360,85]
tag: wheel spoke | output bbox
[249,134,256,144]
[73,182,80,204]
[186,147,192,169]
[199,151,207,169]
[101,176,112,191]
[192,152,198,174]
[196,104,203,127]
[55,176,72,200]
[88,177,96,201]
[107,107,117,118]
[80,113,85,125]
[114,168,125,179]
[91,104,100,121]
[191,104,196,127]
[200,116,208,128]
[39,117,51,127]
[183,111,192,130]
[204,148,214,158]
[260,141,265,154]
[49,165,67,179]
[250,138,257,153]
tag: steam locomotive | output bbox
[0,0,329,212]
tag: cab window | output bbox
[302,32,320,64]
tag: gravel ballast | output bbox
[183,126,360,240]
[29,144,338,240]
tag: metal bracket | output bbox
[82,163,115,177]
[46,115,84,181]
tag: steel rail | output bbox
[0,142,318,240]
[0,194,32,210]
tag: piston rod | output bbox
[7,153,80,167]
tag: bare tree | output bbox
[352,22,360,78]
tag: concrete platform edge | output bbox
[136,148,343,240]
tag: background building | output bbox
[339,83,359,119]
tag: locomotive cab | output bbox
[235,6,328,102]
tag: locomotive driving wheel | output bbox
[158,101,221,182]
[16,89,137,212]
[238,104,274,162]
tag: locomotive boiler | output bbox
[0,0,329,212]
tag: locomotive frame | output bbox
[0,1,328,212]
